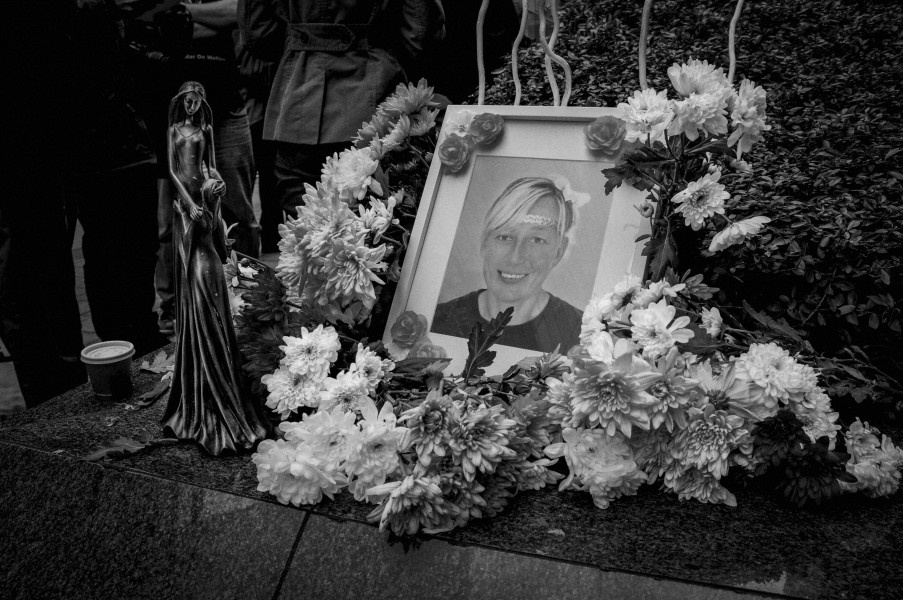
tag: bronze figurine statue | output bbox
[161,81,268,455]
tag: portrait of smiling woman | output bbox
[431,176,585,353]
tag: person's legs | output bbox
[274,141,349,216]
[155,177,176,333]
[75,165,168,357]
[215,109,260,258]
[0,179,86,407]
[250,119,281,253]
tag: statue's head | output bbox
[169,81,212,126]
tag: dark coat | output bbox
[238,0,444,145]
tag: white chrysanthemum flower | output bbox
[356,196,399,243]
[617,88,674,143]
[545,428,647,509]
[585,275,645,332]
[321,237,387,310]
[669,93,729,140]
[409,106,439,137]
[708,216,771,252]
[666,60,732,140]
[788,388,841,448]
[629,299,694,359]
[366,475,455,535]
[261,367,324,419]
[568,354,660,437]
[279,407,361,471]
[631,281,686,309]
[727,79,771,159]
[352,343,394,394]
[320,147,383,203]
[843,418,882,462]
[672,404,747,479]
[842,434,903,498]
[252,439,347,506]
[318,369,371,414]
[664,466,737,507]
[380,113,411,155]
[668,59,732,98]
[700,307,722,337]
[671,172,729,231]
[583,330,637,365]
[228,287,246,316]
[280,325,341,380]
[345,399,409,501]
[580,296,611,344]
[734,342,818,407]
[445,109,475,137]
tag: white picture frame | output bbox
[382,105,650,376]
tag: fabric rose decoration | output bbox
[438,112,505,174]
[437,134,472,173]
[408,339,448,359]
[389,311,429,349]
[468,113,504,145]
[584,115,628,160]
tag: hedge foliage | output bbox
[482,0,902,416]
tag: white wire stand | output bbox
[639,0,746,90]
[477,0,572,107]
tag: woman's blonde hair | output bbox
[481,177,575,248]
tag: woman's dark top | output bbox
[431,290,583,354]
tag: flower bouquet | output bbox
[228,68,901,535]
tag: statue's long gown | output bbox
[161,127,268,455]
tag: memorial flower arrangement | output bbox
[542,272,903,509]
[94,66,889,536]
[587,59,772,280]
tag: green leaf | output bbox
[649,232,678,281]
[460,307,514,381]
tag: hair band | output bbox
[521,214,559,228]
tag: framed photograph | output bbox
[383,105,650,375]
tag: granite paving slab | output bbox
[1,350,902,599]
[0,444,307,600]
[280,514,772,600]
